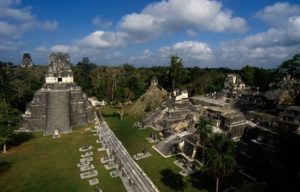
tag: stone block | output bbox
[89,178,99,186]
[80,170,98,179]
[80,157,93,163]
[80,165,95,171]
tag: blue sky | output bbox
[1,0,300,69]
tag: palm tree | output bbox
[196,117,212,177]
[205,133,237,192]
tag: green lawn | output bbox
[0,124,126,192]
[100,107,249,192]
[0,107,249,192]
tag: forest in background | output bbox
[0,55,279,113]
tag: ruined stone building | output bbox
[236,106,300,190]
[81,57,90,64]
[20,53,34,68]
[22,53,94,136]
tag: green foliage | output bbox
[145,101,152,112]
[205,133,237,191]
[240,65,255,85]
[208,85,222,93]
[196,117,212,144]
[157,84,162,90]
[169,55,184,89]
[113,86,127,103]
[0,101,21,152]
[275,53,300,105]
[276,53,300,76]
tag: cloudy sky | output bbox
[1,0,300,69]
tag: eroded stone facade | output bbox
[20,53,34,68]
[22,53,94,136]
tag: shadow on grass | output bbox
[160,168,187,192]
[101,112,128,118]
[6,132,35,150]
[0,161,12,174]
[187,171,212,192]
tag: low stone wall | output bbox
[246,111,275,124]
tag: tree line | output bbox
[1,55,292,113]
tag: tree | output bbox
[195,73,212,94]
[240,65,254,85]
[276,53,300,104]
[196,117,212,144]
[196,117,212,177]
[0,101,21,153]
[205,133,237,192]
[169,55,184,90]
[112,86,132,120]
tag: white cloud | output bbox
[159,41,212,60]
[0,1,33,21]
[214,11,300,68]
[118,0,248,42]
[73,30,128,49]
[50,45,79,53]
[41,20,59,31]
[186,29,198,37]
[254,2,300,28]
[105,52,122,60]
[0,21,19,40]
[128,41,212,67]
[0,40,27,51]
[0,0,59,40]
[143,49,151,55]
[35,46,48,52]
[92,15,112,28]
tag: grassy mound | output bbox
[127,85,168,119]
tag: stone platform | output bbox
[80,170,98,179]
[89,178,99,185]
[80,157,93,163]
[77,162,90,167]
[80,165,95,171]
[79,146,92,152]
[133,153,152,160]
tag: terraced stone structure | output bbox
[138,89,196,130]
[20,53,34,68]
[22,53,94,135]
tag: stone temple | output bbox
[20,53,34,68]
[22,53,94,136]
[82,57,90,64]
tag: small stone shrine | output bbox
[20,53,34,68]
[21,53,94,136]
[151,76,158,86]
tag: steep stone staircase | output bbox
[153,142,173,156]
[45,90,71,135]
